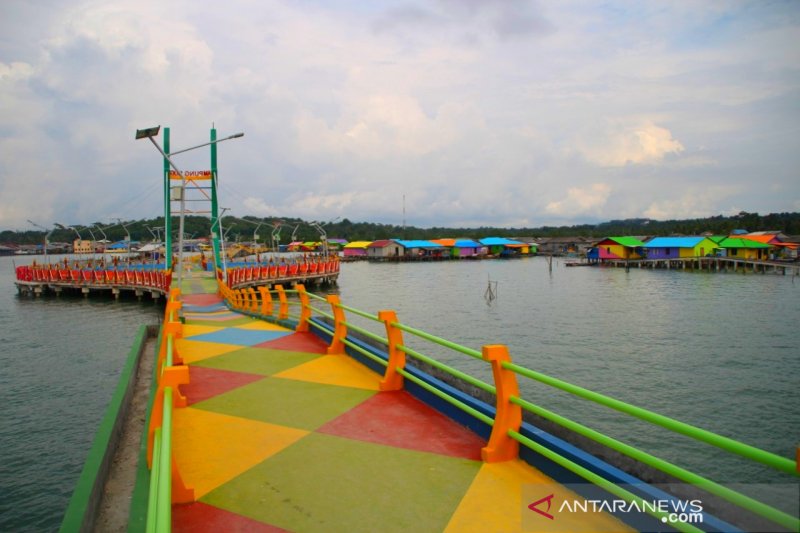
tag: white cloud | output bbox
[0,61,34,82]
[0,0,798,231]
[242,197,280,217]
[576,120,685,167]
[546,183,612,216]
[643,186,743,220]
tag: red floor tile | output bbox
[183,294,224,306]
[318,391,485,460]
[173,501,287,532]
[255,331,329,354]
[183,366,264,406]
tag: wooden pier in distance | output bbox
[589,256,800,275]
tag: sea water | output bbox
[0,255,161,532]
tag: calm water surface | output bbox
[1,255,797,530]
[0,255,161,532]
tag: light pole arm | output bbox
[147,137,184,176]
[167,133,244,156]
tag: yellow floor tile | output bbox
[173,407,309,499]
[445,461,632,533]
[182,325,224,338]
[176,339,242,364]
[274,353,381,390]
[235,320,291,332]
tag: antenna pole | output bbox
[402,194,406,238]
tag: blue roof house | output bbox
[479,237,529,256]
[643,237,719,259]
[394,239,444,258]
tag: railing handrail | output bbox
[509,395,799,529]
[222,258,340,290]
[145,289,193,532]
[505,360,796,474]
[216,278,799,531]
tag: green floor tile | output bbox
[194,347,320,376]
[184,317,256,328]
[202,432,480,533]
[192,377,375,430]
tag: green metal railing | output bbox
[144,289,190,533]
[218,281,799,532]
[146,387,173,532]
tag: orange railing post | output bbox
[481,345,521,462]
[171,454,194,503]
[147,365,190,467]
[378,310,405,391]
[326,295,346,354]
[258,286,273,316]
[275,284,289,319]
[247,287,258,313]
[295,284,311,332]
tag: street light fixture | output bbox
[310,217,339,260]
[117,218,132,256]
[77,225,97,252]
[135,126,161,139]
[271,222,282,254]
[27,219,56,264]
[56,223,83,256]
[136,126,243,290]
[94,223,108,242]
[253,220,264,253]
[223,223,236,240]
[144,225,158,241]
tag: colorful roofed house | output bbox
[326,238,349,251]
[716,237,772,260]
[366,239,403,259]
[479,237,530,256]
[430,238,483,258]
[590,237,646,261]
[394,239,444,258]
[643,236,719,259]
[454,238,484,257]
[739,231,786,245]
[342,241,372,258]
[738,232,797,259]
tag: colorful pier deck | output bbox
[167,271,629,532]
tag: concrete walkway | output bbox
[169,272,630,532]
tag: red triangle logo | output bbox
[528,493,555,520]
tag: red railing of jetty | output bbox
[224,259,340,289]
[14,265,172,294]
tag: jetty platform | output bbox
[60,267,798,533]
[155,270,629,532]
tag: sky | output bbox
[1,0,799,233]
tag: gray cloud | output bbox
[1,0,798,232]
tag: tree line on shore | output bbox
[3,211,799,246]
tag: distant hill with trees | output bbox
[2,211,798,246]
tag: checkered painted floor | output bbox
[168,273,630,532]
